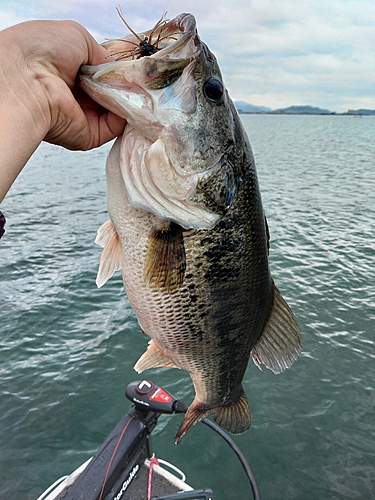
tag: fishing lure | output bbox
[108,8,175,60]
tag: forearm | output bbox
[0,26,50,202]
[0,86,49,202]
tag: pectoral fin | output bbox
[251,282,302,374]
[95,220,122,288]
[134,339,179,373]
[144,221,186,292]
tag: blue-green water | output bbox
[1,115,374,499]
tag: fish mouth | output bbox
[79,13,202,153]
[80,13,201,90]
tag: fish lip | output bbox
[79,49,201,88]
[159,13,199,57]
[79,61,131,77]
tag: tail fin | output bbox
[212,388,251,434]
[174,388,251,444]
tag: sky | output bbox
[1,0,374,112]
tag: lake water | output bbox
[1,115,374,499]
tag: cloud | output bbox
[0,9,32,30]
[195,0,375,111]
[1,0,374,111]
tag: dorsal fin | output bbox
[251,282,302,374]
[95,220,122,288]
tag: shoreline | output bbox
[237,111,374,116]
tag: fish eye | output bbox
[203,77,224,103]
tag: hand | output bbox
[0,20,126,201]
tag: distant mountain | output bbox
[234,101,272,113]
[273,105,333,115]
[346,109,375,115]
[234,102,375,116]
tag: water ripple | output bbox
[1,119,375,499]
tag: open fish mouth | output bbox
[80,13,201,100]
[80,13,202,90]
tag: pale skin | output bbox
[0,20,127,203]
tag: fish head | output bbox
[80,13,244,229]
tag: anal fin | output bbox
[175,406,210,445]
[251,281,302,374]
[134,339,180,373]
[144,221,186,292]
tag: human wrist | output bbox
[0,24,51,139]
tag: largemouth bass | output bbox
[79,13,301,443]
